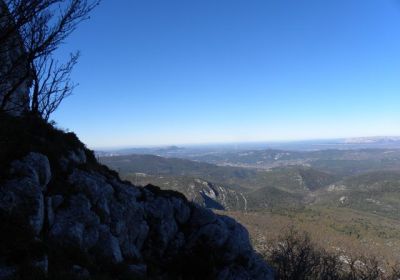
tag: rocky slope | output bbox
[0,116,273,279]
[121,174,248,211]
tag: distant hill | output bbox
[316,170,400,220]
[344,136,400,144]
[101,154,341,211]
[100,154,258,188]
[184,148,400,177]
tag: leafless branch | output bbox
[0,0,100,119]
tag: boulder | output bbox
[10,152,51,188]
[0,178,44,235]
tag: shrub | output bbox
[264,227,399,280]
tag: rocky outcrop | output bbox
[151,177,249,211]
[0,149,274,279]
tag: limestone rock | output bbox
[10,152,51,188]
[1,151,274,279]
[0,153,52,241]
[95,225,123,263]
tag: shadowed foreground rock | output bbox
[0,117,274,279]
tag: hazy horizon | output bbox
[92,134,400,150]
[51,0,400,148]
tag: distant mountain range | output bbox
[100,148,400,217]
[96,136,400,157]
[343,136,400,144]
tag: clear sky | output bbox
[53,0,400,148]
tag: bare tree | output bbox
[31,51,79,120]
[0,0,100,119]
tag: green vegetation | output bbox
[316,170,400,220]
[102,151,400,219]
[100,154,258,189]
[101,154,341,210]
[101,150,400,266]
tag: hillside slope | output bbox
[100,154,258,189]
[102,154,340,211]
[316,170,400,220]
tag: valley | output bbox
[100,145,400,264]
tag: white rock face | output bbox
[328,184,346,191]
[187,178,248,211]
[339,196,348,205]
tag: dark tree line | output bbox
[0,0,99,120]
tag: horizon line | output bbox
[91,134,400,151]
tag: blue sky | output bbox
[53,0,400,148]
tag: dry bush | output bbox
[263,227,400,280]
